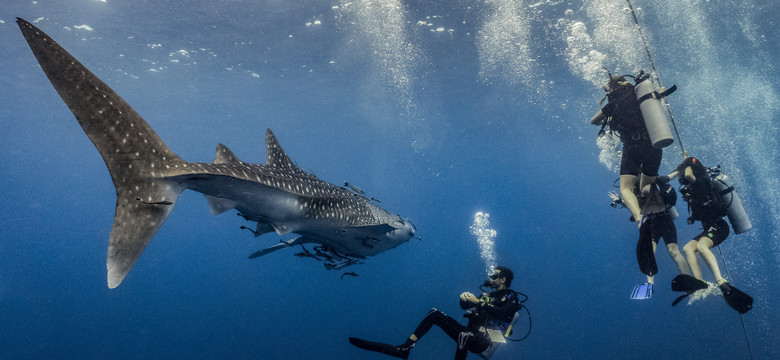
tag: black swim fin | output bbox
[636,233,657,276]
[671,275,709,307]
[720,282,754,314]
[671,274,708,292]
[672,291,696,307]
[349,337,412,359]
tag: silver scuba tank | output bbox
[711,171,752,234]
[668,205,679,220]
[634,72,674,149]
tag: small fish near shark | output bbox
[16,18,416,289]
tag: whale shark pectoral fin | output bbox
[248,236,314,259]
[107,182,182,289]
[271,223,294,235]
[204,194,239,215]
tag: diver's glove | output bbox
[655,175,670,184]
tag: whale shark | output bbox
[16,18,416,289]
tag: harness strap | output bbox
[659,84,677,98]
[718,185,736,197]
[636,84,677,105]
[636,90,660,104]
[598,117,611,137]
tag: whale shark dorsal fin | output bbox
[213,143,241,164]
[265,129,299,170]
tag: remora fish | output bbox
[16,18,416,289]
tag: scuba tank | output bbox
[634,71,675,149]
[668,206,679,220]
[708,167,752,234]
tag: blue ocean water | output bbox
[1,0,778,359]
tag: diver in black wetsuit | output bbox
[592,74,663,227]
[669,157,753,313]
[349,266,522,360]
[635,179,690,281]
[676,157,731,285]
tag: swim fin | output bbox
[672,291,696,307]
[630,283,653,300]
[349,337,412,359]
[671,274,709,307]
[720,282,753,314]
[636,232,657,276]
[671,274,708,292]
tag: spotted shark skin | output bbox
[17,18,415,288]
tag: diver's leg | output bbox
[620,174,641,223]
[659,217,690,275]
[407,309,436,342]
[410,308,466,343]
[636,222,658,277]
[348,337,413,359]
[646,240,658,284]
[639,146,661,189]
[639,173,657,193]
[666,243,691,276]
[350,309,462,359]
[453,331,490,360]
[454,347,468,360]
[695,237,724,283]
[683,240,703,280]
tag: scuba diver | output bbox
[665,157,753,313]
[612,176,690,299]
[592,70,675,228]
[349,266,526,359]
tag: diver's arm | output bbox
[591,110,606,125]
[684,167,696,183]
[655,170,679,185]
[460,292,479,309]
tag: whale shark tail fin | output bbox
[17,18,188,288]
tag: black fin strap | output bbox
[659,84,677,97]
